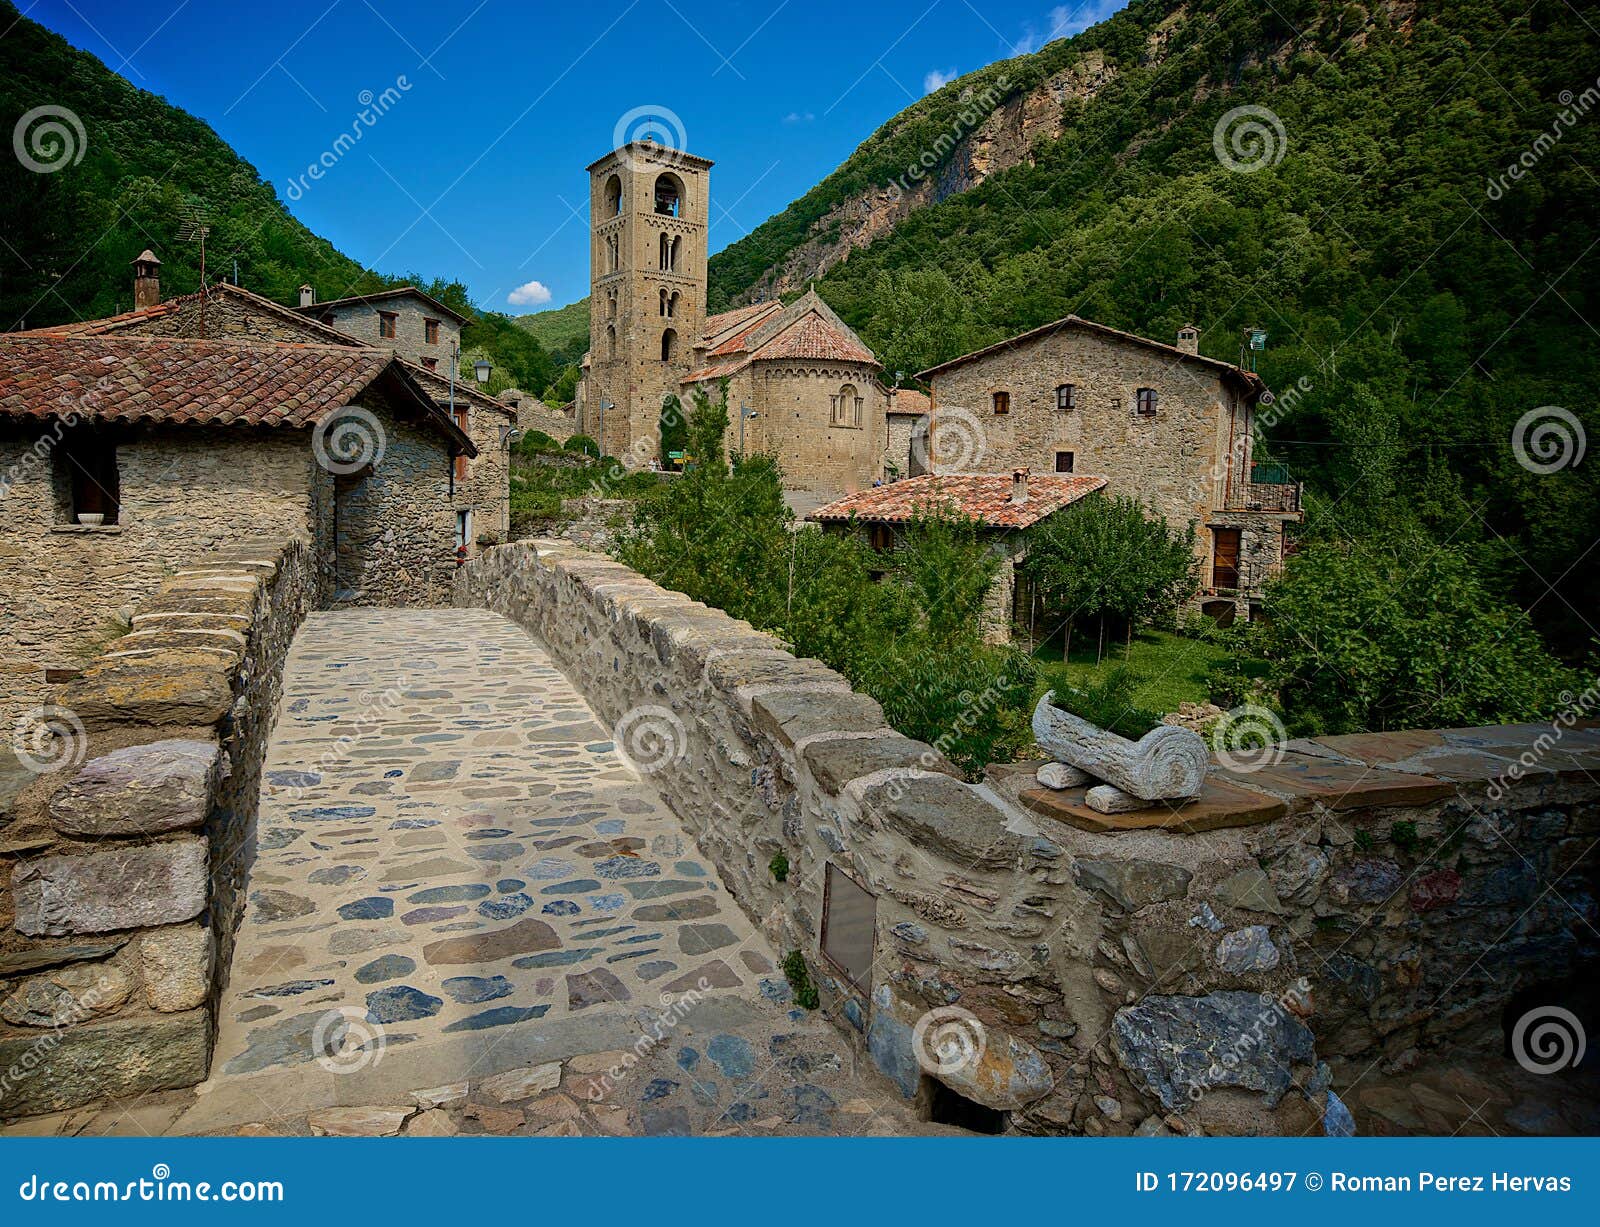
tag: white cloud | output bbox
[507,279,552,307]
[783,111,816,124]
[923,67,959,94]
[1013,2,1124,56]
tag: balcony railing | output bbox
[1225,481,1302,514]
[1207,558,1284,597]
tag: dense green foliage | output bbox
[617,387,1035,775]
[0,3,561,397]
[1257,540,1580,735]
[508,436,661,535]
[704,0,1598,662]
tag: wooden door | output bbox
[1212,527,1241,589]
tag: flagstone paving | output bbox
[160,607,937,1137]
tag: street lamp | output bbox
[738,402,758,456]
[473,358,492,384]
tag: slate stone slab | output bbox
[0,939,126,979]
[13,839,208,936]
[1112,991,1316,1109]
[422,918,560,966]
[48,739,219,837]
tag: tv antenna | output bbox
[177,202,215,335]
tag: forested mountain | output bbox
[0,2,560,395]
[703,0,1599,657]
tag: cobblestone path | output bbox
[166,608,933,1137]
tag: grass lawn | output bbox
[1030,627,1237,715]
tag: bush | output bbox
[781,951,819,1010]
[1047,665,1163,740]
[563,434,600,457]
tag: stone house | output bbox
[809,471,1107,642]
[574,141,898,509]
[23,268,516,552]
[0,333,475,731]
[915,317,1302,621]
[883,387,930,480]
[293,285,467,373]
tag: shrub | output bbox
[563,434,600,457]
[1047,665,1163,740]
[781,950,819,1010]
[769,851,789,882]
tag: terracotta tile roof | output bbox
[753,309,877,364]
[914,314,1267,397]
[682,357,751,384]
[886,388,931,415]
[0,335,475,453]
[12,295,193,335]
[808,472,1107,530]
[700,301,781,346]
[684,290,878,382]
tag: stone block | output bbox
[804,733,956,793]
[48,738,219,837]
[139,923,213,1012]
[61,661,235,730]
[750,689,888,750]
[1210,751,1455,812]
[1020,774,1287,833]
[0,940,126,979]
[1,963,134,1027]
[1072,858,1192,911]
[936,1029,1055,1111]
[857,774,1024,869]
[0,1009,210,1117]
[12,839,208,937]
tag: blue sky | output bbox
[25,0,1127,313]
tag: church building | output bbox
[574,141,891,509]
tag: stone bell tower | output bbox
[585,140,712,459]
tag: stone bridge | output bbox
[2,538,1597,1136]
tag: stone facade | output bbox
[919,321,1301,615]
[299,289,463,371]
[1,538,315,1118]
[456,542,1600,1137]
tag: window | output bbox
[821,863,876,992]
[453,408,470,481]
[659,288,678,318]
[319,312,335,327]
[831,383,863,427]
[992,390,1010,415]
[868,523,893,552]
[1055,383,1076,411]
[604,233,619,273]
[659,231,682,272]
[378,311,397,340]
[661,328,677,361]
[606,288,618,319]
[456,509,472,550]
[606,325,617,359]
[421,357,438,371]
[58,433,119,525]
[603,174,622,216]
[1136,387,1158,416]
[653,172,683,217]
[1054,450,1075,474]
[424,318,440,345]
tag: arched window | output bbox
[653,173,683,217]
[604,233,619,274]
[603,174,622,216]
[1136,387,1158,416]
[661,328,678,361]
[606,325,617,359]
[831,383,863,427]
[666,291,679,318]
[606,288,617,318]
[660,288,669,317]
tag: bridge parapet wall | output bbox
[454,539,1600,1135]
[1,537,315,1119]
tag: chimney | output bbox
[1176,323,1200,355]
[1010,467,1029,504]
[132,249,161,309]
[298,283,315,308]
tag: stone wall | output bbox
[0,424,316,734]
[926,326,1291,603]
[454,542,1600,1136]
[314,296,461,371]
[0,537,315,1118]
